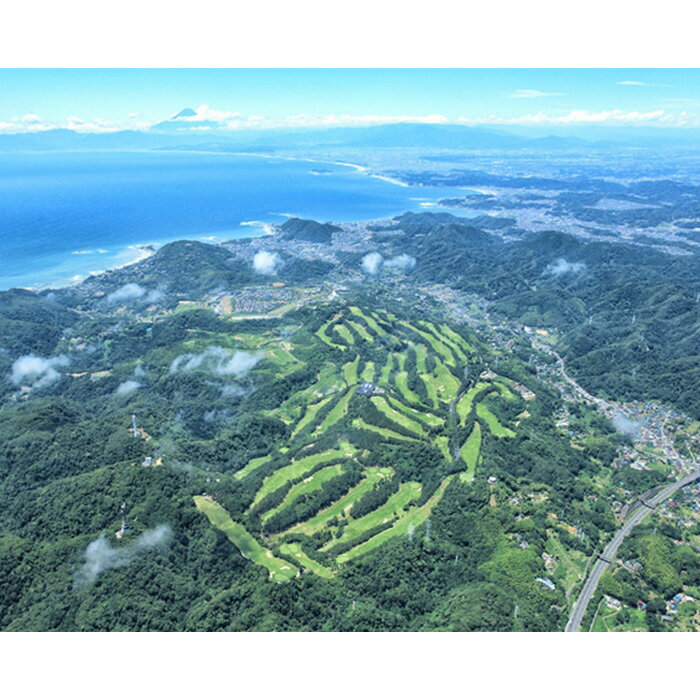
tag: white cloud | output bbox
[11,354,69,389]
[384,254,416,271]
[361,252,416,275]
[545,258,587,276]
[612,414,642,437]
[116,380,141,396]
[457,109,682,126]
[617,81,647,86]
[107,283,145,304]
[169,346,263,377]
[510,89,565,98]
[362,252,383,275]
[252,250,282,275]
[76,525,172,585]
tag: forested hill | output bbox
[280,218,340,243]
[371,213,700,418]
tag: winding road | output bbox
[565,468,700,632]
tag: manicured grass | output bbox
[379,354,394,386]
[395,371,421,404]
[456,382,491,425]
[439,323,475,355]
[334,323,355,345]
[426,322,468,364]
[400,321,456,366]
[432,359,461,403]
[346,319,374,344]
[420,373,440,409]
[385,394,443,428]
[320,482,422,551]
[476,403,516,437]
[261,463,344,523]
[394,352,406,371]
[194,496,298,583]
[234,454,273,481]
[291,395,334,438]
[316,317,344,349]
[361,361,376,383]
[250,442,356,509]
[281,467,393,537]
[337,476,454,564]
[349,306,385,336]
[434,435,451,461]
[370,396,426,436]
[352,418,419,442]
[279,542,334,578]
[494,380,518,401]
[276,363,343,421]
[342,356,360,386]
[459,422,481,482]
[415,344,428,373]
[315,387,355,434]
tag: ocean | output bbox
[0,150,477,290]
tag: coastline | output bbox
[1,149,465,293]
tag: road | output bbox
[565,468,700,632]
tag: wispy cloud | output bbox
[75,525,172,586]
[457,109,687,126]
[510,89,565,99]
[10,354,69,389]
[169,346,263,377]
[617,80,648,86]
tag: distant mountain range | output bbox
[1,108,699,152]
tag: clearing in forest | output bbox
[194,496,298,582]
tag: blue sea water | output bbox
[0,150,477,290]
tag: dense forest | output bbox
[0,269,630,630]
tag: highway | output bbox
[565,468,700,632]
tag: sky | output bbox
[1,68,700,133]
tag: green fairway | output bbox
[425,322,469,364]
[400,321,456,366]
[352,418,419,442]
[321,481,422,551]
[349,306,385,336]
[370,396,426,436]
[434,435,451,461]
[477,403,515,437]
[420,373,440,408]
[432,359,461,403]
[342,356,360,386]
[459,422,482,481]
[439,323,475,354]
[250,442,356,509]
[316,317,344,349]
[346,319,374,344]
[315,387,355,434]
[379,354,394,386]
[279,543,334,578]
[334,323,355,345]
[456,382,491,425]
[291,395,334,438]
[261,463,344,523]
[337,476,455,564]
[234,454,273,481]
[494,381,517,401]
[415,344,428,373]
[385,394,443,427]
[282,467,393,537]
[360,361,376,383]
[194,496,298,582]
[395,371,421,404]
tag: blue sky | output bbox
[1,68,699,132]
